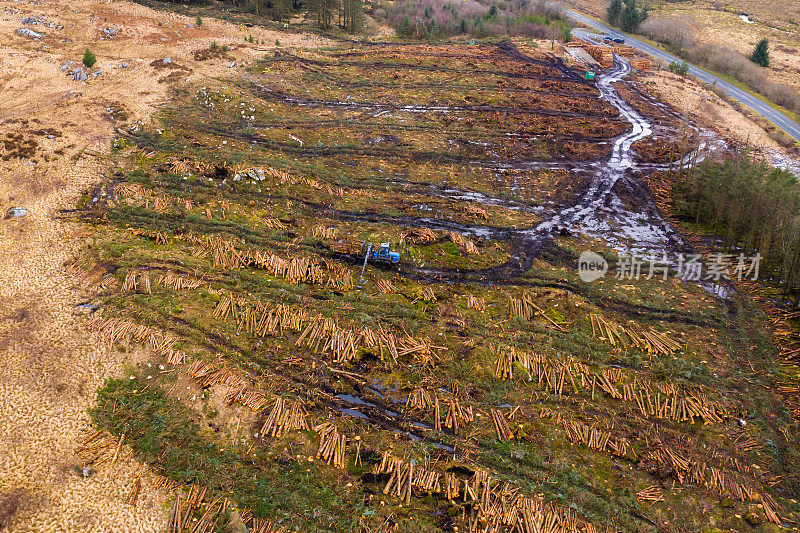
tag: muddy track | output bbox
[244,119,617,144]
[392,56,695,276]
[206,126,585,170]
[271,58,583,85]
[283,58,602,100]
[249,81,618,120]
[494,40,586,82]
[159,314,463,453]
[320,52,731,306]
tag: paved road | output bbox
[561,8,800,143]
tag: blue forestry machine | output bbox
[329,240,400,289]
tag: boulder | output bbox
[16,28,44,39]
[4,207,27,219]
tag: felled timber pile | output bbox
[313,225,337,239]
[417,286,437,302]
[638,447,781,523]
[611,45,636,58]
[465,293,486,311]
[740,293,800,419]
[561,418,629,457]
[373,453,597,533]
[508,293,567,331]
[375,279,397,293]
[186,360,269,411]
[376,453,441,505]
[260,398,310,437]
[213,292,441,364]
[636,486,664,502]
[86,315,186,364]
[405,387,475,434]
[166,484,287,533]
[590,313,682,356]
[315,423,347,468]
[566,38,588,49]
[115,182,190,213]
[67,257,119,289]
[629,57,652,70]
[585,45,613,69]
[128,229,354,290]
[491,409,514,441]
[493,344,726,423]
[766,306,800,361]
[197,235,353,290]
[122,270,203,293]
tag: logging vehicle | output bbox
[330,241,400,265]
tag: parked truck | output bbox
[329,241,400,265]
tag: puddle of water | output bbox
[339,408,370,419]
[336,393,376,407]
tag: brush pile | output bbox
[400,227,439,245]
[76,430,130,467]
[231,165,343,196]
[448,231,478,253]
[464,203,489,220]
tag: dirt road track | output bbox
[0,1,326,529]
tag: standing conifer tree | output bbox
[606,0,622,26]
[750,38,769,67]
[620,0,639,32]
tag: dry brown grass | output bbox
[641,70,784,153]
[0,490,24,529]
[0,0,330,529]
